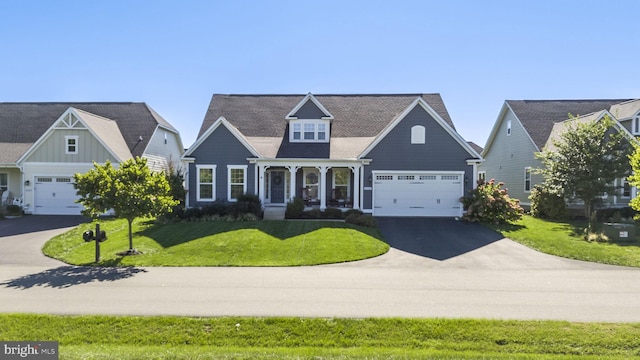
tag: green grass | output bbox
[492,215,640,267]
[42,218,389,266]
[1,314,639,359]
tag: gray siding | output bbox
[479,110,543,204]
[188,125,256,207]
[362,106,474,209]
[143,127,184,173]
[25,129,115,163]
[292,100,327,119]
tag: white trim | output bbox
[359,97,482,159]
[285,93,334,120]
[196,164,216,202]
[183,117,260,159]
[227,165,248,202]
[65,135,79,154]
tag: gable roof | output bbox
[200,94,455,139]
[505,99,631,150]
[197,94,458,159]
[0,102,178,163]
[609,99,640,120]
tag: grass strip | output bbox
[1,315,639,359]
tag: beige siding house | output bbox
[0,103,184,215]
[480,99,638,207]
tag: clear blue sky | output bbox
[2,0,638,148]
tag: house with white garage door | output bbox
[183,93,482,217]
[0,103,184,215]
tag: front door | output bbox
[270,171,285,204]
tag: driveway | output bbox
[0,216,639,322]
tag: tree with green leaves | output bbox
[626,144,640,219]
[536,115,631,231]
[74,157,179,254]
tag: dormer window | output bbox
[290,120,330,142]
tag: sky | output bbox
[1,0,639,149]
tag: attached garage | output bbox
[34,176,83,215]
[372,171,464,217]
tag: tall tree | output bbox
[74,157,179,254]
[536,115,631,230]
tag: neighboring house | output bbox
[182,93,483,217]
[0,103,184,215]
[480,99,638,207]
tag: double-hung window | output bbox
[196,165,216,201]
[65,136,79,154]
[227,165,247,201]
[303,168,320,200]
[634,116,640,135]
[524,167,532,192]
[292,123,301,140]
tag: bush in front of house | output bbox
[529,184,568,220]
[345,213,377,228]
[460,179,524,224]
[5,205,22,216]
[285,197,305,218]
[161,195,262,223]
[321,207,344,219]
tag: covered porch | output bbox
[251,159,370,210]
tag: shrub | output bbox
[529,185,568,220]
[305,208,322,218]
[6,205,22,216]
[232,193,262,218]
[322,207,344,219]
[345,213,377,228]
[460,179,524,224]
[344,209,363,218]
[285,197,305,218]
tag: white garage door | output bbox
[34,176,83,215]
[373,172,463,217]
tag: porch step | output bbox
[263,207,286,220]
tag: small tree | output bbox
[536,115,631,231]
[460,179,524,224]
[74,157,179,254]
[627,144,640,219]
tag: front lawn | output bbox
[42,218,389,266]
[2,314,640,359]
[492,215,640,267]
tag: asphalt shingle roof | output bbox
[0,102,175,162]
[200,94,454,139]
[506,99,631,149]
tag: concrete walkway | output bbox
[0,216,639,322]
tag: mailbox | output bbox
[81,224,107,262]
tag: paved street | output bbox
[1,216,639,322]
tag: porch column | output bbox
[318,165,328,210]
[287,166,300,201]
[350,165,361,210]
[258,165,267,205]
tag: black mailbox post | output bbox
[83,223,107,263]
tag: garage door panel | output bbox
[34,177,83,215]
[373,172,463,217]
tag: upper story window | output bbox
[507,120,512,136]
[290,120,330,143]
[65,136,79,154]
[633,115,640,135]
